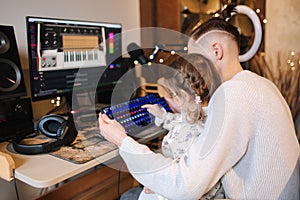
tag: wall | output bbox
[0,0,141,120]
[265,0,300,136]
[0,1,140,199]
[265,0,300,63]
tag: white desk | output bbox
[0,128,166,189]
[0,141,118,188]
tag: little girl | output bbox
[139,54,224,200]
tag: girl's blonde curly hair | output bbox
[163,53,222,123]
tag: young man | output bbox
[99,18,300,199]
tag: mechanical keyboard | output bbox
[101,94,171,136]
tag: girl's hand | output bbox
[141,104,165,118]
[98,113,127,147]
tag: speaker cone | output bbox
[0,31,10,54]
[0,58,21,92]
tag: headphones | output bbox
[12,114,78,155]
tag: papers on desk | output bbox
[50,127,117,164]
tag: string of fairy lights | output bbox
[287,51,299,71]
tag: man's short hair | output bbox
[191,18,240,47]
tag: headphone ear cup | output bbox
[61,115,78,145]
[56,121,67,138]
[37,115,66,138]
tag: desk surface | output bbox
[0,128,166,188]
[0,141,118,188]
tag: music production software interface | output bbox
[26,16,123,102]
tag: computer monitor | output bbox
[26,16,126,110]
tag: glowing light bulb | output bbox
[290,62,295,67]
[263,19,268,24]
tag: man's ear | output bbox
[212,43,223,60]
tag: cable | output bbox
[12,169,20,200]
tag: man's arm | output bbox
[119,82,252,199]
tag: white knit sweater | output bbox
[119,70,300,200]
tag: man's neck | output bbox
[219,62,243,82]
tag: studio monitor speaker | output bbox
[0,97,34,142]
[0,25,27,100]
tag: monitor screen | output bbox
[26,16,124,105]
